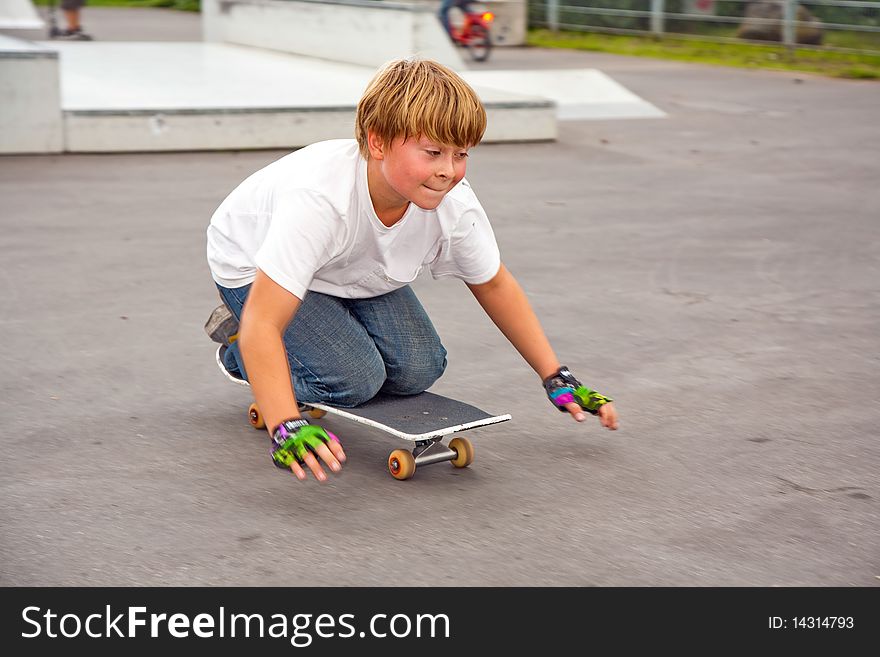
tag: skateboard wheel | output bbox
[388,449,416,481]
[248,403,265,430]
[449,437,474,468]
[307,408,327,420]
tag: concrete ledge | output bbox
[62,97,555,152]
[204,0,466,69]
[49,42,555,152]
[64,107,356,152]
[0,33,52,56]
[482,102,556,143]
[0,34,62,153]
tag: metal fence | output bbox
[529,0,880,54]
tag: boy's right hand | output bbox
[270,420,346,482]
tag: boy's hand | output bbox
[271,420,346,482]
[543,366,618,430]
[561,399,619,429]
[596,402,618,430]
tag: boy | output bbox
[206,59,618,482]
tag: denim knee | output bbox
[383,343,448,396]
[330,359,386,408]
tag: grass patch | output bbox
[34,0,199,11]
[528,28,880,80]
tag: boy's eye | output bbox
[456,152,469,159]
[427,150,441,156]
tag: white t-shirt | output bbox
[206,139,501,299]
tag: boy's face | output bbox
[368,133,470,212]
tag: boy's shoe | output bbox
[57,27,93,40]
[216,344,248,386]
[216,344,247,386]
[205,303,239,345]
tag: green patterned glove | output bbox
[543,366,612,415]
[270,419,339,469]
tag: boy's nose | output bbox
[436,155,454,179]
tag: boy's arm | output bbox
[466,264,618,429]
[238,269,346,480]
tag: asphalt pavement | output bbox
[1,8,878,586]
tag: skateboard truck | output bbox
[413,439,457,466]
[388,436,474,480]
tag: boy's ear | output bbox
[367,131,386,160]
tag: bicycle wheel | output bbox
[466,25,492,62]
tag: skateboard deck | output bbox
[216,344,511,479]
[304,392,511,441]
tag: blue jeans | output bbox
[217,284,447,408]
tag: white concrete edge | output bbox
[558,103,667,121]
[0,19,44,29]
[0,33,56,56]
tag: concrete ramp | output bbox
[46,41,555,152]
[0,0,43,30]
[463,69,666,121]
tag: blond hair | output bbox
[355,58,487,159]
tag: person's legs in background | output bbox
[59,0,89,38]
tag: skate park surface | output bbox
[1,8,879,586]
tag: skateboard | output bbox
[217,346,511,480]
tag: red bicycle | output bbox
[449,9,494,62]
